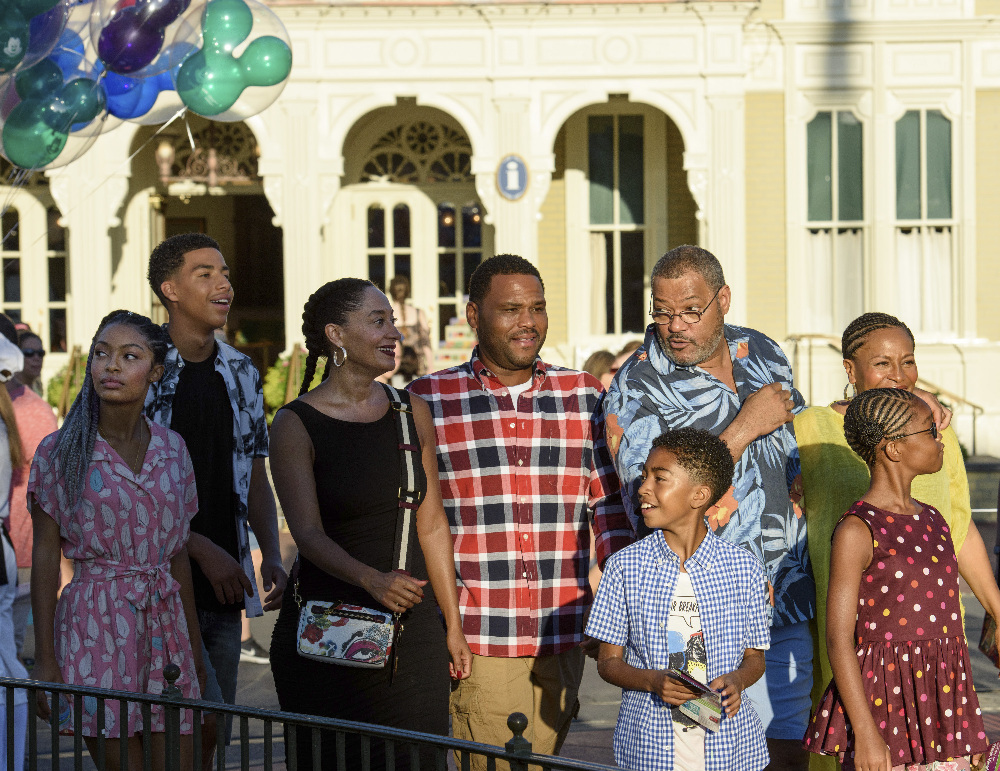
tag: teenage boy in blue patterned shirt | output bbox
[586,428,770,771]
[145,233,287,769]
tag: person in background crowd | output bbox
[409,254,634,770]
[394,344,420,387]
[0,314,27,771]
[7,328,58,662]
[145,233,287,768]
[30,311,205,771]
[602,244,814,771]
[794,312,980,768]
[581,349,615,390]
[601,340,643,392]
[13,330,45,395]
[268,278,470,770]
[388,275,434,376]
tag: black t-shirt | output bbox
[170,350,241,612]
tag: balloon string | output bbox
[12,106,190,253]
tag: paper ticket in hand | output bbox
[667,668,722,733]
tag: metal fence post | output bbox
[161,664,182,771]
[504,712,531,771]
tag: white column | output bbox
[47,142,130,348]
[259,99,326,350]
[480,96,550,265]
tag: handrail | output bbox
[0,675,621,771]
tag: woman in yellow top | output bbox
[795,312,996,766]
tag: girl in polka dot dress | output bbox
[804,388,1000,771]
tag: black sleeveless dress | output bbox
[270,397,449,770]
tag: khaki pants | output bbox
[450,648,586,771]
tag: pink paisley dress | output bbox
[28,419,201,738]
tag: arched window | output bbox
[361,121,473,185]
[47,206,68,352]
[366,203,412,292]
[804,110,865,335]
[435,202,483,342]
[894,109,954,335]
[1,207,21,323]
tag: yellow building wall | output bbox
[977,0,1000,14]
[539,127,568,345]
[755,0,784,20]
[977,90,1000,340]
[666,119,698,250]
[745,92,787,342]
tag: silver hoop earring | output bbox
[332,346,347,367]
[843,382,856,400]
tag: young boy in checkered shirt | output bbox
[585,428,771,771]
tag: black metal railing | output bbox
[0,670,619,771]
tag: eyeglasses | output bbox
[649,287,722,327]
[893,422,938,441]
[20,349,44,358]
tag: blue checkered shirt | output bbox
[586,528,771,771]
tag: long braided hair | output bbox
[844,387,918,467]
[841,312,915,361]
[299,279,374,396]
[54,310,168,509]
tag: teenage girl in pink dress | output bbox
[804,387,1000,771]
[30,311,205,771]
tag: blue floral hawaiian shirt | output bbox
[601,323,815,627]
[145,334,269,618]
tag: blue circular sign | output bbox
[497,154,529,201]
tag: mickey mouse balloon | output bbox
[173,0,291,122]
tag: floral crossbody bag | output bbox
[294,384,422,681]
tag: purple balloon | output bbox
[136,0,189,29]
[97,7,165,74]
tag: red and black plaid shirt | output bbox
[408,350,634,657]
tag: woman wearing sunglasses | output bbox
[794,312,996,768]
[14,332,45,394]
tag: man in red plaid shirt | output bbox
[408,254,634,765]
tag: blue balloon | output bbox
[48,28,85,75]
[102,68,173,120]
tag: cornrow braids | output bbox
[299,278,374,396]
[53,310,167,509]
[841,312,915,361]
[844,387,917,466]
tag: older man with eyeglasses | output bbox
[600,244,815,771]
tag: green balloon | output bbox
[0,7,30,75]
[14,58,61,100]
[14,0,60,20]
[240,36,291,88]
[202,0,253,53]
[43,79,106,131]
[176,49,244,116]
[2,99,66,169]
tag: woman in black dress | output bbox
[269,278,471,769]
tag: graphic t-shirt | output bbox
[667,571,707,771]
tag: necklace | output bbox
[100,424,146,474]
[130,424,145,473]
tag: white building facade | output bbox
[5,0,1000,453]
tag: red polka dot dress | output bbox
[804,500,988,768]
